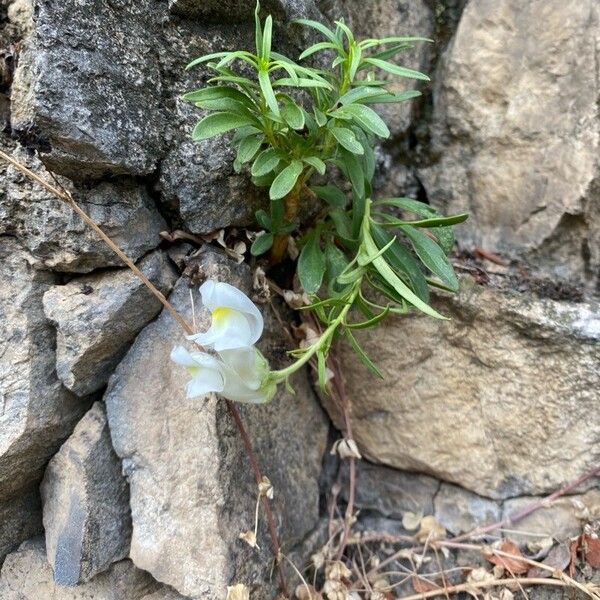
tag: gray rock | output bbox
[0,537,160,599]
[502,489,600,542]
[0,239,88,557]
[43,251,178,397]
[434,483,501,536]
[340,461,439,519]
[10,0,165,178]
[104,251,328,598]
[0,144,166,273]
[322,276,600,499]
[168,0,320,21]
[41,402,132,586]
[419,0,600,288]
[0,488,42,566]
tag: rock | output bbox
[0,487,42,566]
[41,402,131,586]
[43,251,178,397]
[434,483,501,536]
[0,239,88,559]
[0,537,160,599]
[168,0,319,21]
[322,0,434,139]
[0,144,166,273]
[10,0,164,178]
[104,251,328,598]
[322,276,600,499]
[502,489,600,542]
[419,0,600,288]
[340,460,439,519]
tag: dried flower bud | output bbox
[322,579,346,600]
[239,530,259,549]
[325,560,352,581]
[226,583,250,600]
[415,515,446,542]
[311,550,326,570]
[258,475,274,499]
[330,438,362,460]
[401,510,423,531]
[295,583,321,599]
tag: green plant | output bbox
[184,2,467,388]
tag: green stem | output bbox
[270,280,361,383]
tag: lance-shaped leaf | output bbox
[363,57,430,81]
[269,160,304,200]
[192,112,257,141]
[332,103,390,138]
[298,229,326,294]
[258,70,279,115]
[331,127,364,154]
[252,148,280,176]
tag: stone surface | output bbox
[340,460,439,519]
[168,0,320,21]
[10,0,164,178]
[0,144,166,273]
[0,487,42,566]
[104,251,328,598]
[420,0,600,287]
[41,402,131,586]
[323,276,600,500]
[502,489,600,542]
[43,251,177,397]
[0,537,160,599]
[0,239,88,559]
[434,483,501,536]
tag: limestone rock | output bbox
[104,251,328,598]
[0,239,88,558]
[41,402,131,586]
[10,0,164,178]
[0,145,166,273]
[420,0,600,287]
[502,489,600,542]
[168,0,320,21]
[0,538,160,599]
[322,277,600,499]
[0,487,42,565]
[340,460,439,519]
[434,483,501,536]
[43,251,178,397]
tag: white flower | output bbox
[170,345,276,404]
[187,280,263,351]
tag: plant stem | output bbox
[0,148,289,597]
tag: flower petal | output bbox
[170,345,197,367]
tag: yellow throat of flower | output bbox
[212,306,233,325]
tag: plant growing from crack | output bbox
[183,2,467,391]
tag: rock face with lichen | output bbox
[0,0,599,596]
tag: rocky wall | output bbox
[0,0,598,598]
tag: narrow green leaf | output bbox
[317,350,327,391]
[312,185,347,208]
[254,0,263,55]
[364,57,430,81]
[314,108,327,127]
[183,86,252,105]
[251,232,274,255]
[344,329,383,378]
[357,236,395,266]
[298,230,326,294]
[337,149,365,198]
[324,240,350,292]
[364,225,447,319]
[258,70,279,115]
[371,224,429,302]
[255,209,271,229]
[191,112,256,141]
[261,15,272,60]
[237,134,263,163]
[294,18,339,45]
[281,100,305,130]
[303,156,326,175]
[348,44,362,81]
[272,77,333,90]
[401,225,458,291]
[186,52,230,70]
[338,86,388,105]
[361,90,422,104]
[334,20,354,44]
[269,160,303,200]
[299,41,338,60]
[347,305,390,329]
[251,148,280,176]
[333,103,390,138]
[331,127,364,154]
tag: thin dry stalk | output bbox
[0,148,289,596]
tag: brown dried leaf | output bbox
[239,530,259,549]
[330,438,362,460]
[411,576,438,593]
[415,515,446,543]
[583,534,600,568]
[486,540,529,575]
[226,583,250,600]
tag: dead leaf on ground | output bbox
[412,575,439,594]
[583,534,600,568]
[467,567,495,584]
[485,540,529,575]
[415,515,446,543]
[527,543,571,578]
[226,583,250,600]
[402,510,423,531]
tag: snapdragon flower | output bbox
[186,280,263,351]
[171,345,276,404]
